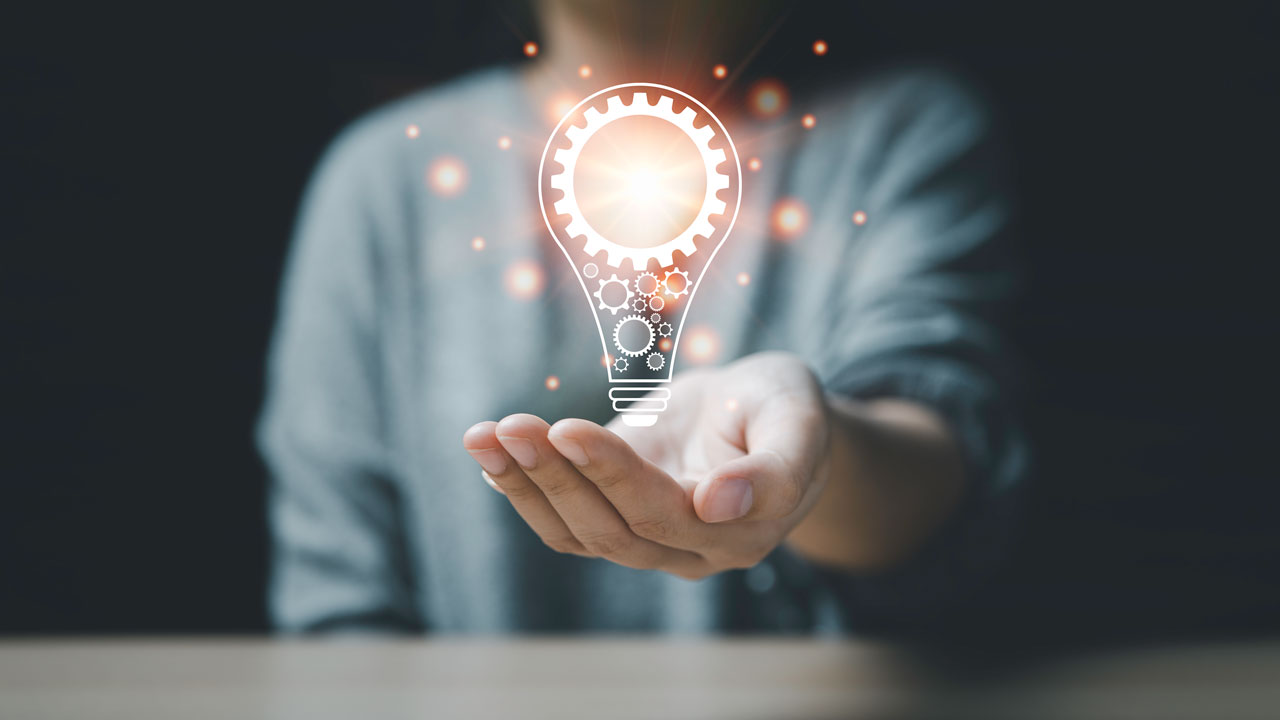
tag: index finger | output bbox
[547,419,714,552]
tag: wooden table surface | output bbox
[1,637,1277,719]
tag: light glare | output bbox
[504,260,545,300]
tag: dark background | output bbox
[3,1,1277,639]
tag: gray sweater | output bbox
[258,66,1026,633]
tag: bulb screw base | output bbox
[610,385,670,427]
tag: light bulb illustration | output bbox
[539,83,742,426]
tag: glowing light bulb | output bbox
[539,83,741,426]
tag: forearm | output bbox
[785,395,967,571]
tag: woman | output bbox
[259,0,1025,633]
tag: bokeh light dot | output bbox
[685,326,720,364]
[545,375,560,391]
[736,272,750,286]
[771,198,810,238]
[405,124,420,139]
[802,113,816,129]
[471,236,486,251]
[852,210,868,226]
[524,41,539,57]
[813,39,828,56]
[578,64,592,78]
[427,157,468,196]
[504,260,545,300]
[712,64,728,79]
[497,135,512,150]
[748,79,789,118]
[659,337,673,352]
[747,157,761,172]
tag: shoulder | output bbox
[822,65,993,130]
[308,65,519,191]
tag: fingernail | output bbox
[554,437,589,466]
[468,448,508,476]
[704,478,753,523]
[498,436,538,469]
[481,471,506,495]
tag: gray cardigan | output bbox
[258,66,1026,633]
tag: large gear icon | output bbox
[613,314,655,357]
[548,90,732,269]
[635,271,661,297]
[593,274,633,315]
[663,269,691,298]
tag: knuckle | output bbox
[501,482,541,503]
[771,457,806,515]
[627,514,676,542]
[541,535,581,555]
[577,530,633,557]
[537,478,579,502]
[591,468,628,491]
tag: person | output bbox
[258,0,1026,633]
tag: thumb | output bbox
[692,393,828,523]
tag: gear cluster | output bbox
[590,261,694,374]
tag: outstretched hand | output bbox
[462,352,833,579]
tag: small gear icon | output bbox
[613,314,655,357]
[613,357,629,372]
[635,271,661,297]
[663,269,691,298]
[593,274,633,315]
[658,322,673,337]
[646,353,665,371]
[632,297,649,312]
[650,313,662,324]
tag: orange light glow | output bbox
[747,157,761,172]
[725,398,739,412]
[812,40,828,56]
[852,210,868,226]
[658,338,673,353]
[426,157,467,197]
[771,198,810,238]
[405,124,420,139]
[578,64,592,78]
[748,79,789,119]
[570,114,707,252]
[601,353,614,368]
[547,94,576,125]
[471,236,486,251]
[801,113,816,129]
[712,64,728,79]
[684,326,720,364]
[545,375,560,391]
[736,272,750,286]
[497,135,512,150]
[524,41,539,57]
[504,260,545,300]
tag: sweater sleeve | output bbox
[796,72,1030,630]
[256,129,420,633]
